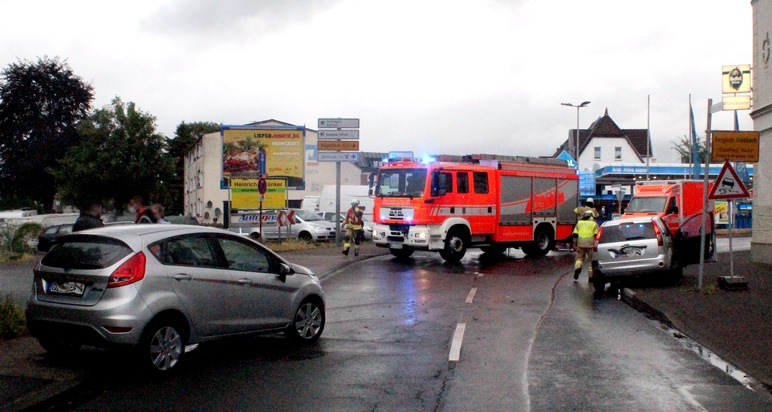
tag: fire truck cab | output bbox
[371,154,579,262]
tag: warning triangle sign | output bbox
[709,161,751,200]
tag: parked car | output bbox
[26,225,325,373]
[316,211,374,240]
[37,223,74,252]
[230,209,337,241]
[592,216,679,293]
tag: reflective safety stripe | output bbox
[573,220,598,239]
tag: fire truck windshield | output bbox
[625,196,667,214]
[376,168,428,198]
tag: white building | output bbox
[555,109,652,173]
[751,0,772,264]
[184,119,383,224]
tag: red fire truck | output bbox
[372,154,579,261]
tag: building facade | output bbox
[183,119,382,224]
[751,0,772,264]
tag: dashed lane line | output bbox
[465,287,477,304]
[449,323,466,362]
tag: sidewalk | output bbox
[0,242,388,412]
[623,249,772,393]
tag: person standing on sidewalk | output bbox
[573,210,599,281]
[129,195,157,224]
[342,199,365,257]
[73,202,104,232]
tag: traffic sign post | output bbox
[709,161,750,288]
[318,117,360,245]
[258,177,267,238]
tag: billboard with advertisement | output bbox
[222,126,305,189]
[231,178,287,210]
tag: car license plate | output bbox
[390,243,403,249]
[48,281,85,297]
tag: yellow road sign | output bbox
[711,131,760,162]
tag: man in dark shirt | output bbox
[73,202,104,232]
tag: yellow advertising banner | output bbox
[222,127,305,188]
[711,131,760,162]
[231,178,287,210]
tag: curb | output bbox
[621,287,772,395]
[2,377,83,412]
[620,288,674,328]
[316,250,391,281]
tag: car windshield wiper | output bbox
[625,236,647,240]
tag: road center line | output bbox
[465,287,477,303]
[449,323,466,362]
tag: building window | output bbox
[594,147,601,160]
[615,147,622,160]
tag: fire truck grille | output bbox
[388,225,410,237]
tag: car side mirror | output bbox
[278,262,293,282]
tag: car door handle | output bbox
[238,279,253,285]
[174,274,192,281]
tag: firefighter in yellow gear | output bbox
[342,199,365,256]
[573,210,599,281]
[574,197,600,219]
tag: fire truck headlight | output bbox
[415,231,428,240]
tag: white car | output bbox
[316,211,373,240]
[230,209,337,241]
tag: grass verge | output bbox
[0,294,27,341]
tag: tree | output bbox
[671,135,708,164]
[0,57,93,210]
[51,98,173,212]
[164,121,219,215]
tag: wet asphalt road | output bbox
[26,249,770,411]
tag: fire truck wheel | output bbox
[523,225,554,257]
[390,247,414,259]
[442,228,469,262]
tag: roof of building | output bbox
[554,109,652,160]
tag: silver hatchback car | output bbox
[26,225,325,372]
[592,216,679,293]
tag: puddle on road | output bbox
[656,321,762,393]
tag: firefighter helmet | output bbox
[351,199,360,206]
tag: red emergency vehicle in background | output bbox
[371,154,579,262]
[622,180,716,265]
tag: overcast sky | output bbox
[1,0,753,163]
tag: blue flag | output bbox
[689,98,700,179]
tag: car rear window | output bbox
[600,222,656,243]
[41,236,133,269]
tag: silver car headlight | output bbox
[312,226,326,232]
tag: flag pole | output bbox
[646,95,650,180]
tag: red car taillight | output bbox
[107,252,146,288]
[652,222,663,246]
[594,226,603,252]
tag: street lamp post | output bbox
[561,101,591,166]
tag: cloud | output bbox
[142,0,341,41]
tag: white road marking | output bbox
[477,273,484,277]
[449,323,466,362]
[465,287,477,303]
[677,386,708,411]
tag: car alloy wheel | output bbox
[289,299,324,342]
[148,325,184,371]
